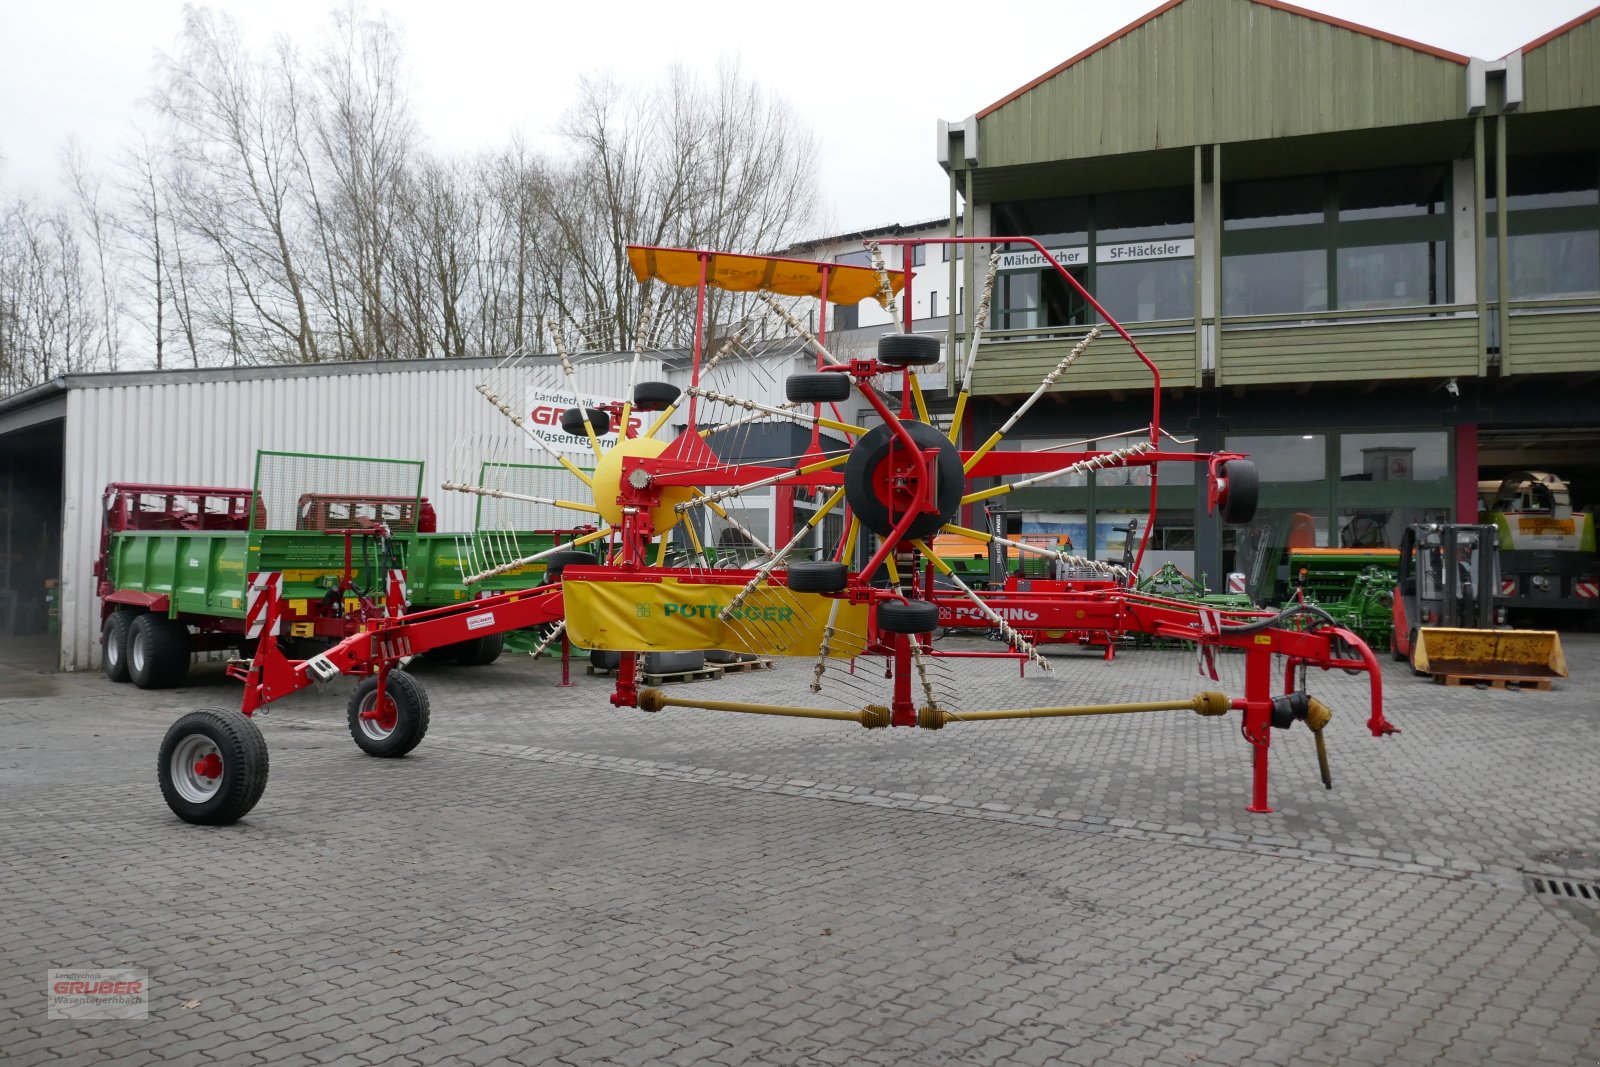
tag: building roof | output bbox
[1521,4,1600,52]
[979,0,1469,120]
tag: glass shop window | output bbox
[1485,153,1600,301]
[1338,432,1449,482]
[1224,434,1326,482]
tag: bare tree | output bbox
[156,5,320,363]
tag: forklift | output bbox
[1391,523,1566,684]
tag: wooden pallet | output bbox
[1434,673,1554,691]
[586,664,726,685]
[712,656,774,674]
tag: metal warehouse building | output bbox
[0,350,820,672]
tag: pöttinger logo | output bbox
[47,968,149,1019]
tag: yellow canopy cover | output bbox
[627,245,906,307]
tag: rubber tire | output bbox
[102,612,133,683]
[560,406,612,438]
[787,561,848,593]
[453,632,504,666]
[346,672,431,758]
[877,334,941,367]
[844,420,964,540]
[1219,459,1260,524]
[877,600,940,635]
[128,613,192,690]
[633,381,680,411]
[545,550,598,581]
[157,709,269,826]
[786,372,851,404]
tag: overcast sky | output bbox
[1,0,1593,235]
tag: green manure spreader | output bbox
[96,452,425,689]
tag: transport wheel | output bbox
[560,406,612,438]
[787,561,848,594]
[876,334,941,367]
[844,421,964,540]
[633,381,680,411]
[785,372,851,404]
[157,708,269,825]
[453,632,504,666]
[877,600,940,635]
[102,612,134,683]
[545,550,598,581]
[128,614,192,690]
[1219,460,1259,524]
[346,672,431,758]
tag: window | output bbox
[1339,432,1448,481]
[1224,250,1328,316]
[908,245,926,267]
[1225,434,1325,482]
[991,189,1193,325]
[834,303,859,330]
[1486,154,1600,301]
[929,291,939,318]
[834,249,872,268]
[1223,166,1450,315]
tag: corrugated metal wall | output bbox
[57,356,693,671]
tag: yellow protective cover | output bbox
[564,575,869,657]
[627,246,905,307]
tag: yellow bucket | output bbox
[1414,627,1568,681]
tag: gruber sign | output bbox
[525,387,642,456]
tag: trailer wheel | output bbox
[347,672,430,758]
[453,632,504,666]
[102,612,134,683]
[128,614,192,690]
[877,600,940,635]
[157,708,269,825]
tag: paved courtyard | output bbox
[2,633,1598,1065]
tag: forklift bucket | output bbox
[1413,627,1568,682]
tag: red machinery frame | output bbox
[214,237,1398,818]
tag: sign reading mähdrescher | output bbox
[524,387,637,456]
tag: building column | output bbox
[1455,422,1479,522]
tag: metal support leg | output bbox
[1245,647,1274,813]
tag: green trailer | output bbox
[96,452,425,689]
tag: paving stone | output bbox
[2,639,1599,1065]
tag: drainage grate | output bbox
[1529,876,1600,902]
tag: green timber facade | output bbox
[937,0,1600,605]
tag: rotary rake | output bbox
[156,237,1398,826]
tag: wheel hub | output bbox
[359,693,399,738]
[169,734,224,803]
[844,420,964,541]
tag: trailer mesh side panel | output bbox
[252,452,425,533]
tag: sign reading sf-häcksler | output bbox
[524,387,639,456]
